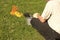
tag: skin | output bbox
[37,15,46,23]
[37,0,49,23]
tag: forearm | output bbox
[33,13,46,23]
[38,16,46,23]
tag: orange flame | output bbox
[10,5,18,15]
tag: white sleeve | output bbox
[41,1,52,20]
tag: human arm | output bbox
[33,13,46,23]
[33,1,52,23]
[37,15,46,23]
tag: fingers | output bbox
[33,13,40,18]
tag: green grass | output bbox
[0,0,46,40]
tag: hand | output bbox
[33,13,40,18]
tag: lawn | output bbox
[0,0,46,40]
